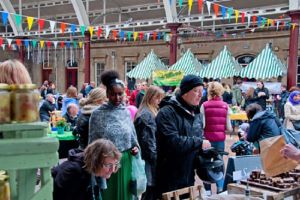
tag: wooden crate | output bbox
[0,122,59,200]
[227,183,300,200]
[162,185,203,200]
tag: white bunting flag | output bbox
[206,1,211,16]
[53,41,58,49]
[50,21,56,33]
[146,33,151,41]
[105,26,110,39]
[2,44,5,50]
[6,39,12,47]
[276,21,280,31]
[247,14,251,27]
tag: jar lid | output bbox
[0,83,9,90]
[10,84,37,90]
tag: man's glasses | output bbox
[102,161,121,170]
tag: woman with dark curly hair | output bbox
[89,70,139,200]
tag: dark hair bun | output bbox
[100,70,120,87]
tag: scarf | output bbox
[288,91,300,106]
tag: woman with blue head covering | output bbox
[284,90,300,130]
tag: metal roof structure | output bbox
[0,0,289,39]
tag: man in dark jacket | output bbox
[39,94,56,122]
[155,75,211,197]
[253,81,270,110]
[63,103,78,131]
[245,103,281,151]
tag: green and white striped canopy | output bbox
[198,46,240,79]
[127,50,167,79]
[169,49,204,75]
[239,44,286,79]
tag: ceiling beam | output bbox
[163,0,178,23]
[70,0,90,26]
[0,0,23,35]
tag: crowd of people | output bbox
[1,59,300,200]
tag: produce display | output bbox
[246,169,300,190]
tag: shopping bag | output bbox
[129,153,147,196]
[280,127,300,149]
[259,135,298,177]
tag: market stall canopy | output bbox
[126,50,167,79]
[198,46,240,79]
[169,49,204,75]
[239,44,287,79]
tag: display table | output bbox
[230,112,248,121]
[48,131,78,159]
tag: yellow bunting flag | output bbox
[188,0,193,12]
[27,16,34,30]
[133,32,138,41]
[267,19,271,27]
[234,10,239,23]
[89,26,94,38]
[40,40,45,48]
[79,41,83,48]
[292,23,296,31]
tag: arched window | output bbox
[236,54,255,68]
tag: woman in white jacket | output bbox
[284,91,300,130]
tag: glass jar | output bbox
[0,83,10,124]
[11,84,40,123]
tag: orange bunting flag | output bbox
[252,15,257,25]
[153,31,157,40]
[97,27,102,39]
[198,0,203,12]
[60,41,65,48]
[61,23,66,34]
[89,26,94,38]
[112,30,118,40]
[292,23,296,31]
[241,12,245,23]
[234,10,239,23]
[213,4,219,17]
[38,19,45,32]
[40,40,45,48]
[188,0,193,13]
[16,39,21,47]
[133,32,138,41]
[27,16,34,30]
[272,20,276,27]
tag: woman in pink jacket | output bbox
[200,81,232,194]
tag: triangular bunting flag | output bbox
[247,14,251,26]
[198,0,203,13]
[146,33,150,41]
[221,6,226,19]
[112,30,118,40]
[0,38,3,46]
[105,26,110,39]
[139,32,144,41]
[241,12,245,23]
[120,31,125,41]
[27,16,34,30]
[14,14,22,28]
[127,32,132,41]
[79,41,83,48]
[257,16,261,27]
[133,32,138,41]
[61,23,66,34]
[16,39,21,48]
[2,44,6,50]
[46,41,51,48]
[6,39,12,47]
[66,41,71,48]
[38,19,45,31]
[97,27,102,39]
[234,10,239,23]
[276,20,280,30]
[89,26,94,38]
[206,1,211,16]
[24,40,29,48]
[53,41,58,49]
[188,0,193,13]
[73,41,77,48]
[2,12,8,26]
[32,40,37,48]
[71,24,76,35]
[50,21,56,33]
[252,15,257,25]
[292,23,296,31]
[228,7,233,22]
[60,41,65,48]
[179,0,183,8]
[153,31,157,40]
[213,4,219,18]
[267,19,271,27]
[80,25,86,36]
[40,40,45,48]
[157,32,161,40]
